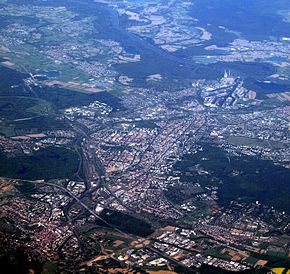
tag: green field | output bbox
[227,136,286,149]
[97,209,154,237]
[173,144,290,213]
[0,65,123,136]
[0,146,79,180]
[0,96,54,120]
[0,116,69,137]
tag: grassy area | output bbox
[173,144,290,213]
[97,209,154,237]
[0,146,79,180]
[0,96,54,120]
[205,249,232,261]
[0,124,16,137]
[41,261,58,274]
[13,116,69,135]
[0,116,70,137]
[103,234,130,250]
[227,136,285,149]
[0,66,124,136]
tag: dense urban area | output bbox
[0,0,289,273]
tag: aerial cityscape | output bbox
[0,0,289,273]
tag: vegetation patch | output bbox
[0,146,79,180]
